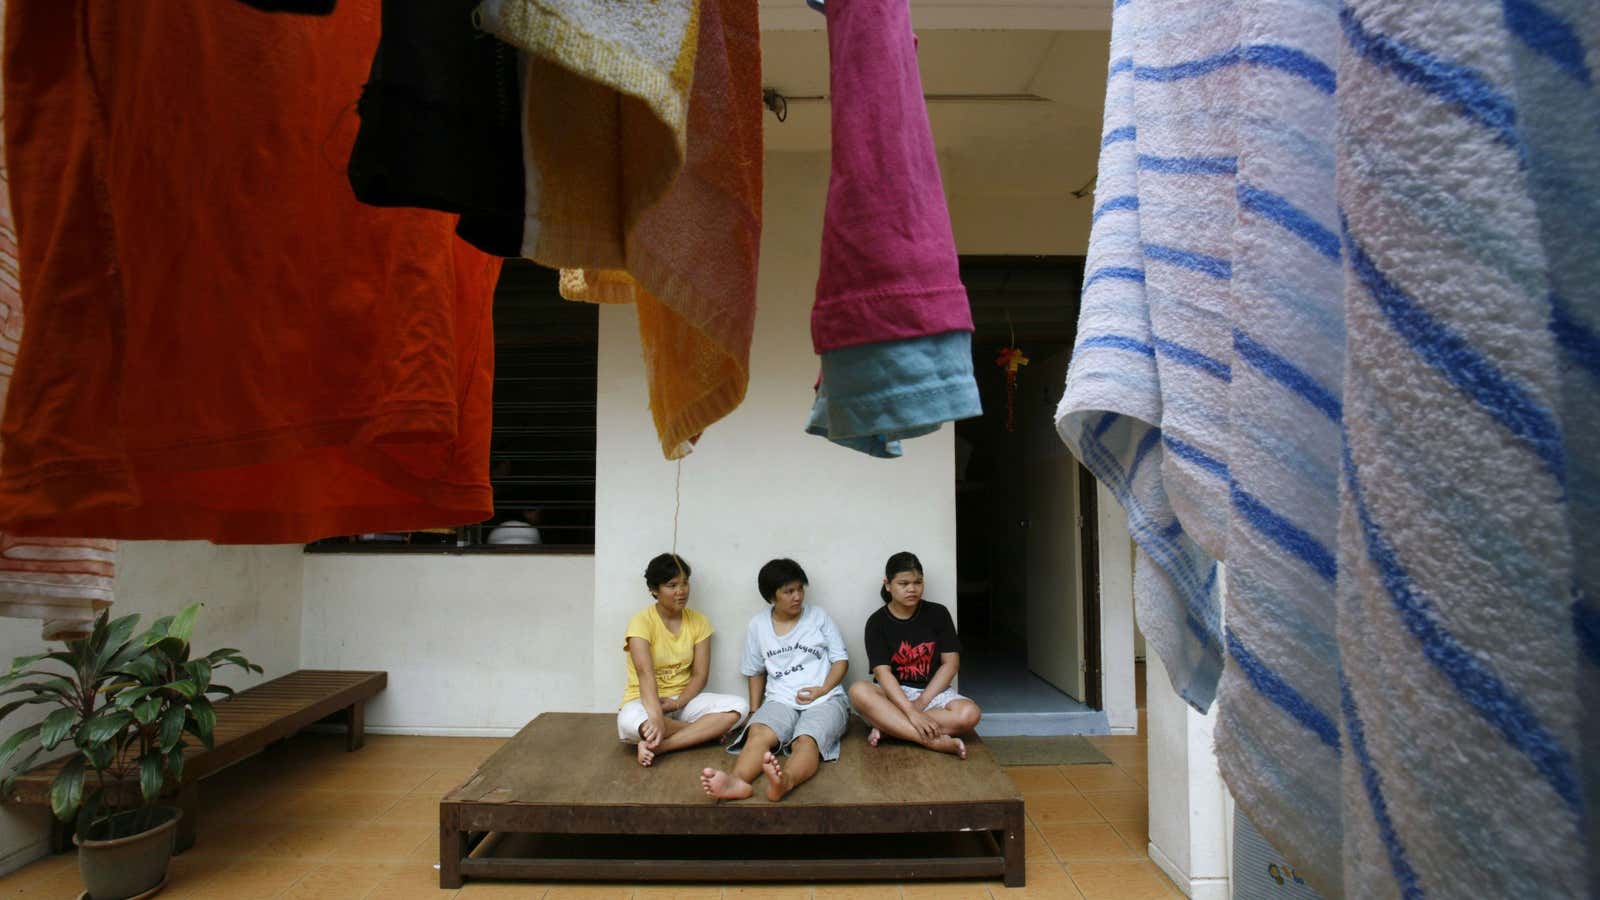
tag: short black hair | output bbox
[881,551,923,603]
[644,554,691,592]
[757,558,809,603]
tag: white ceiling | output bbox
[758,0,1111,31]
[759,28,1111,197]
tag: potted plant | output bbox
[0,604,260,900]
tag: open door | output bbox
[1022,348,1085,701]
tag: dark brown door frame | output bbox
[1078,463,1103,710]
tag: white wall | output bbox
[1097,482,1138,733]
[0,542,303,873]
[300,554,593,735]
[1147,647,1231,899]
[589,152,960,710]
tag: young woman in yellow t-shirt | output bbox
[617,553,749,766]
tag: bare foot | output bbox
[923,735,967,759]
[867,727,881,747]
[636,742,656,767]
[700,767,753,800]
[762,751,789,802]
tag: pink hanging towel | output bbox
[806,0,980,456]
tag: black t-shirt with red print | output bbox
[864,600,962,689]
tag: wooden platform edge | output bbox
[456,854,1010,883]
[438,797,1028,889]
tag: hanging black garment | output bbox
[347,1,524,257]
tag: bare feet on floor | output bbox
[867,727,881,747]
[762,751,789,802]
[636,742,656,767]
[700,767,753,801]
[922,734,967,759]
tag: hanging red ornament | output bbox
[995,345,1030,432]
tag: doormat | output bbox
[984,736,1111,766]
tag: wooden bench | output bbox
[440,712,1026,888]
[5,669,386,852]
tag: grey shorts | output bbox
[728,693,851,761]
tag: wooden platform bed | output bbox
[440,712,1026,888]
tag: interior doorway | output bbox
[954,256,1107,735]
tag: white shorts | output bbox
[898,684,969,711]
[616,692,749,743]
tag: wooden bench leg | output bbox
[1003,804,1026,887]
[174,782,199,855]
[440,821,464,889]
[346,700,367,752]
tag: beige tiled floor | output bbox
[0,718,1177,898]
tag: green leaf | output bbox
[204,648,241,663]
[132,695,163,726]
[85,611,109,661]
[0,667,64,692]
[151,637,189,664]
[167,604,200,643]
[218,655,263,676]
[82,742,114,771]
[166,747,184,783]
[39,708,76,751]
[114,656,161,685]
[187,696,216,750]
[2,745,44,797]
[0,722,42,772]
[102,629,153,672]
[158,707,186,754]
[183,661,212,694]
[93,615,140,672]
[0,695,57,724]
[138,753,165,805]
[165,680,198,700]
[7,652,50,674]
[215,653,247,667]
[204,684,236,700]
[80,711,133,746]
[48,757,84,822]
[144,616,174,642]
[1,676,76,700]
[111,686,158,710]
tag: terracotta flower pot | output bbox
[73,807,180,900]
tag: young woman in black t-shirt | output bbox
[846,552,982,758]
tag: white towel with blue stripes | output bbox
[1057,0,1598,896]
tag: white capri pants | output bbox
[616,692,749,743]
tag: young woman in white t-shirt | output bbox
[700,558,851,801]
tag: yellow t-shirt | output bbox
[620,605,714,705]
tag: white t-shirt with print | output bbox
[739,604,850,709]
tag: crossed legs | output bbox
[846,681,977,758]
[635,711,742,767]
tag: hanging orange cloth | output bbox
[0,0,501,544]
[483,0,761,459]
[0,81,111,639]
[559,0,761,459]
